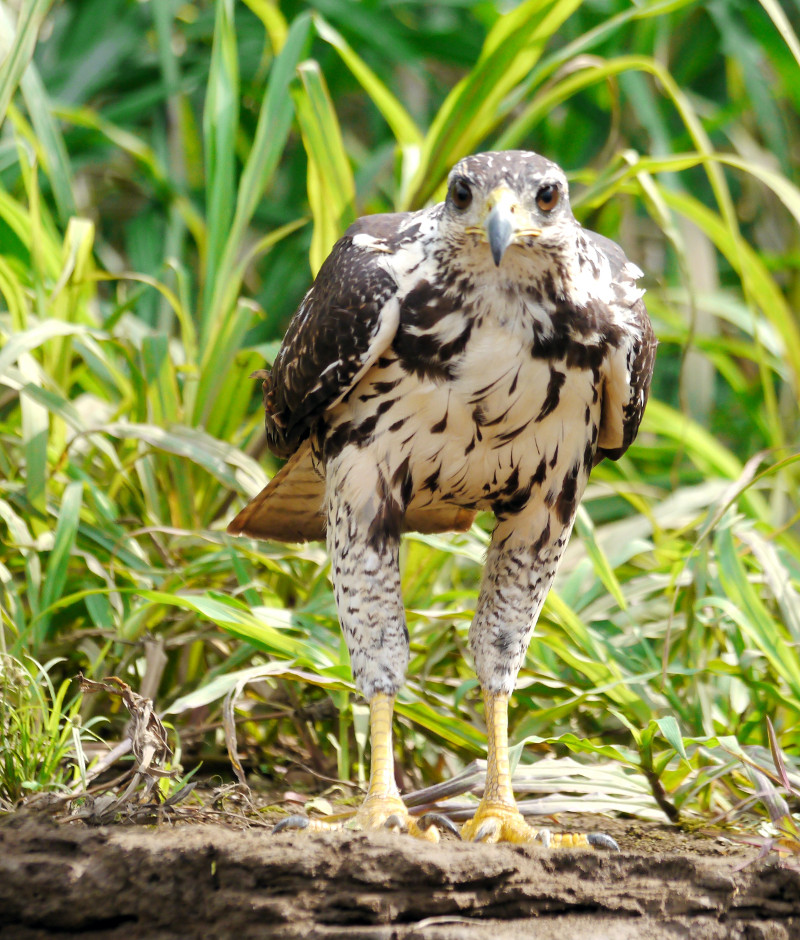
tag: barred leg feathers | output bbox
[326,456,410,700]
[469,507,574,695]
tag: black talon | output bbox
[273,814,310,834]
[472,819,498,843]
[588,832,620,852]
[416,812,462,839]
[384,813,408,832]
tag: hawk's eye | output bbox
[450,178,473,210]
[536,184,559,212]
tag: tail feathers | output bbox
[227,442,477,543]
[227,442,326,542]
[405,505,476,535]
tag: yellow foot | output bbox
[351,792,409,831]
[461,802,534,844]
[273,795,459,843]
[351,794,458,842]
[460,802,619,850]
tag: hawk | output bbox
[228,150,656,847]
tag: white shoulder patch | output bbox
[352,233,384,250]
[623,260,644,281]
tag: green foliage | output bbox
[1,0,799,832]
[0,654,97,805]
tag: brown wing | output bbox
[228,217,405,542]
[229,209,475,542]
[259,214,416,460]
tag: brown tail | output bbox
[227,442,326,542]
[404,504,476,535]
[227,441,477,543]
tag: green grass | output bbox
[1,0,799,838]
[0,653,100,806]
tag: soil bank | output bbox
[1,814,798,939]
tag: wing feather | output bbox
[585,231,657,463]
[229,213,421,542]
[596,297,656,461]
[260,215,411,459]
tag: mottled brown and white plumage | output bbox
[229,151,655,844]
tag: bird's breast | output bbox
[326,308,602,518]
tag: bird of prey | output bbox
[228,150,656,846]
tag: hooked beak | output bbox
[484,187,540,267]
[487,205,513,267]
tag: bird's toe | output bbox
[461,804,618,850]
[472,817,501,843]
[535,827,620,850]
[588,832,621,851]
[352,797,458,842]
[461,804,534,844]
[272,813,344,834]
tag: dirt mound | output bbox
[0,814,798,939]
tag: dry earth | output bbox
[1,813,799,939]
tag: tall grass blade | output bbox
[36,481,83,644]
[0,0,55,130]
[293,59,356,275]
[201,0,239,338]
[18,65,75,223]
[314,15,422,150]
[218,12,312,284]
[194,13,313,427]
[758,0,800,69]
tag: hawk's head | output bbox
[442,151,576,266]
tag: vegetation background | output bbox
[1,0,799,837]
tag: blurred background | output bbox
[1,0,799,834]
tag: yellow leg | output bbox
[351,693,441,842]
[482,688,515,806]
[274,693,456,840]
[352,693,405,826]
[461,689,534,844]
[461,690,618,850]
